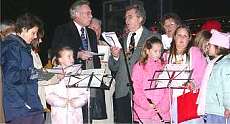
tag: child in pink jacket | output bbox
[132,37,170,123]
[45,47,89,124]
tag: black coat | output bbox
[52,21,101,69]
[51,21,106,120]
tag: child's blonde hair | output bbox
[194,30,212,55]
[54,46,73,65]
[139,36,163,65]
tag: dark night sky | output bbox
[2,0,230,64]
[2,0,229,37]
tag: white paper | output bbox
[45,68,63,74]
[88,51,105,56]
[81,69,105,75]
[102,32,122,48]
[65,64,82,75]
[45,64,82,75]
[97,45,110,62]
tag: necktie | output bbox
[80,27,88,50]
[129,33,136,54]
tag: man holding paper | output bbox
[108,1,161,123]
[51,0,100,69]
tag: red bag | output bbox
[177,90,200,123]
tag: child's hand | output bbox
[56,97,69,107]
[69,98,78,107]
[183,81,195,90]
[57,74,64,80]
[56,68,65,81]
[64,98,69,107]
[224,109,230,118]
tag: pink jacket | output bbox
[189,47,207,88]
[132,58,170,123]
[45,67,89,124]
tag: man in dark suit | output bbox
[51,0,107,123]
[108,2,161,123]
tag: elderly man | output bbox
[51,0,107,123]
[108,2,161,123]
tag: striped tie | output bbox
[129,32,136,54]
[80,27,88,50]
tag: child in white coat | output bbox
[45,47,89,124]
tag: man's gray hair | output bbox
[91,18,102,26]
[125,1,146,24]
[69,0,90,19]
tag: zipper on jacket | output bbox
[216,93,220,106]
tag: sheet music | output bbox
[155,64,192,88]
[69,69,106,87]
[45,64,82,75]
[45,68,63,74]
[102,32,122,48]
[81,69,105,75]
[97,45,110,62]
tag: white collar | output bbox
[128,26,143,36]
[73,21,85,35]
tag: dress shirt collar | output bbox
[127,26,143,48]
[73,21,86,35]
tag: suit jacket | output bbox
[51,21,101,69]
[51,21,106,120]
[108,27,161,98]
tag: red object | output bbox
[201,20,222,32]
[177,90,200,123]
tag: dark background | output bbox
[2,0,230,64]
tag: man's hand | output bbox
[111,47,120,58]
[77,51,93,60]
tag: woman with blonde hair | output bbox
[194,30,212,61]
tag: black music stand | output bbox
[65,68,110,123]
[65,68,110,90]
[145,64,193,124]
